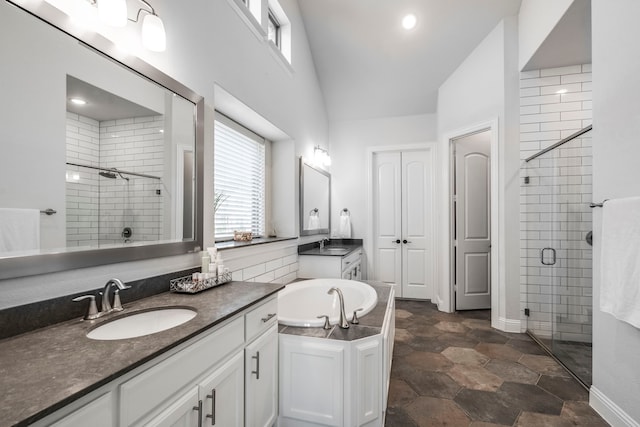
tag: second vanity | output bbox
[298,239,364,280]
[0,281,283,427]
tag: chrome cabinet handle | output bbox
[403,239,412,244]
[252,351,260,379]
[261,313,276,323]
[193,400,203,427]
[393,239,401,244]
[206,389,216,425]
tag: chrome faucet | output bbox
[327,287,349,329]
[101,278,131,313]
[73,278,131,320]
[320,238,330,249]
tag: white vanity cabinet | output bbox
[299,248,363,280]
[50,393,113,427]
[31,293,278,427]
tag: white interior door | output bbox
[372,149,434,299]
[454,131,491,310]
[401,150,433,299]
[373,152,402,287]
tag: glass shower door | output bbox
[523,134,593,386]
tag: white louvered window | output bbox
[214,115,266,240]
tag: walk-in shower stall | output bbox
[521,126,593,386]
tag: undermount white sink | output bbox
[86,307,197,340]
[321,247,348,252]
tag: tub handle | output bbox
[317,315,332,330]
[351,308,364,325]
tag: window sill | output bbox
[267,40,294,76]
[225,0,266,42]
[216,236,297,251]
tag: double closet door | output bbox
[372,149,435,299]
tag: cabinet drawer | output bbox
[120,316,244,426]
[341,249,362,272]
[245,297,278,343]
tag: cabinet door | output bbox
[142,387,199,427]
[199,351,244,427]
[50,393,113,427]
[245,324,278,427]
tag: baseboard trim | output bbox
[494,316,522,333]
[590,385,640,427]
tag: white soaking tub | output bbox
[277,278,378,327]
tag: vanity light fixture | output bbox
[94,0,167,52]
[314,145,332,167]
[402,14,417,30]
[70,98,87,105]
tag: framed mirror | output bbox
[299,158,330,236]
[0,1,204,279]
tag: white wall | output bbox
[0,0,328,307]
[437,17,521,329]
[590,0,640,424]
[329,113,437,240]
[518,0,574,70]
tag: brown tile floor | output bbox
[385,300,609,427]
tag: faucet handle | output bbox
[112,289,125,312]
[317,315,332,330]
[72,295,100,320]
[351,308,364,324]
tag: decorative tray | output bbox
[170,272,232,294]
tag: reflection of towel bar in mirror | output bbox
[309,208,319,216]
[589,200,608,208]
[66,162,161,180]
[40,209,57,215]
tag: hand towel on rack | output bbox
[308,214,320,230]
[0,208,40,254]
[600,196,640,329]
[338,211,351,238]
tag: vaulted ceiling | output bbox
[298,0,523,121]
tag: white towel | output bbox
[338,211,351,238]
[600,197,640,329]
[308,214,320,230]
[0,208,40,254]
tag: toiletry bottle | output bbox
[201,251,211,273]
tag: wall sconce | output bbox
[95,0,166,52]
[314,145,332,167]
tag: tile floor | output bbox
[385,300,609,426]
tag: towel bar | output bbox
[40,208,57,215]
[589,200,608,208]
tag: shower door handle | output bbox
[541,248,556,266]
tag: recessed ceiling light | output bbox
[70,98,87,105]
[402,14,417,30]
[556,89,568,94]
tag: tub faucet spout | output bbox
[328,287,349,329]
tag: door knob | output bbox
[403,239,412,244]
[393,239,401,244]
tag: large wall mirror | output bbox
[299,158,330,236]
[0,1,204,279]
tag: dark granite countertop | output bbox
[297,239,363,257]
[278,281,393,341]
[0,281,283,427]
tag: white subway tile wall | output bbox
[519,64,593,343]
[65,114,165,246]
[226,246,298,284]
[66,113,100,247]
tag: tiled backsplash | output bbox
[519,64,593,342]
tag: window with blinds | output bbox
[214,116,266,240]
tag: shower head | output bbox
[98,169,129,181]
[99,171,117,179]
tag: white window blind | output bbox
[214,116,266,240]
